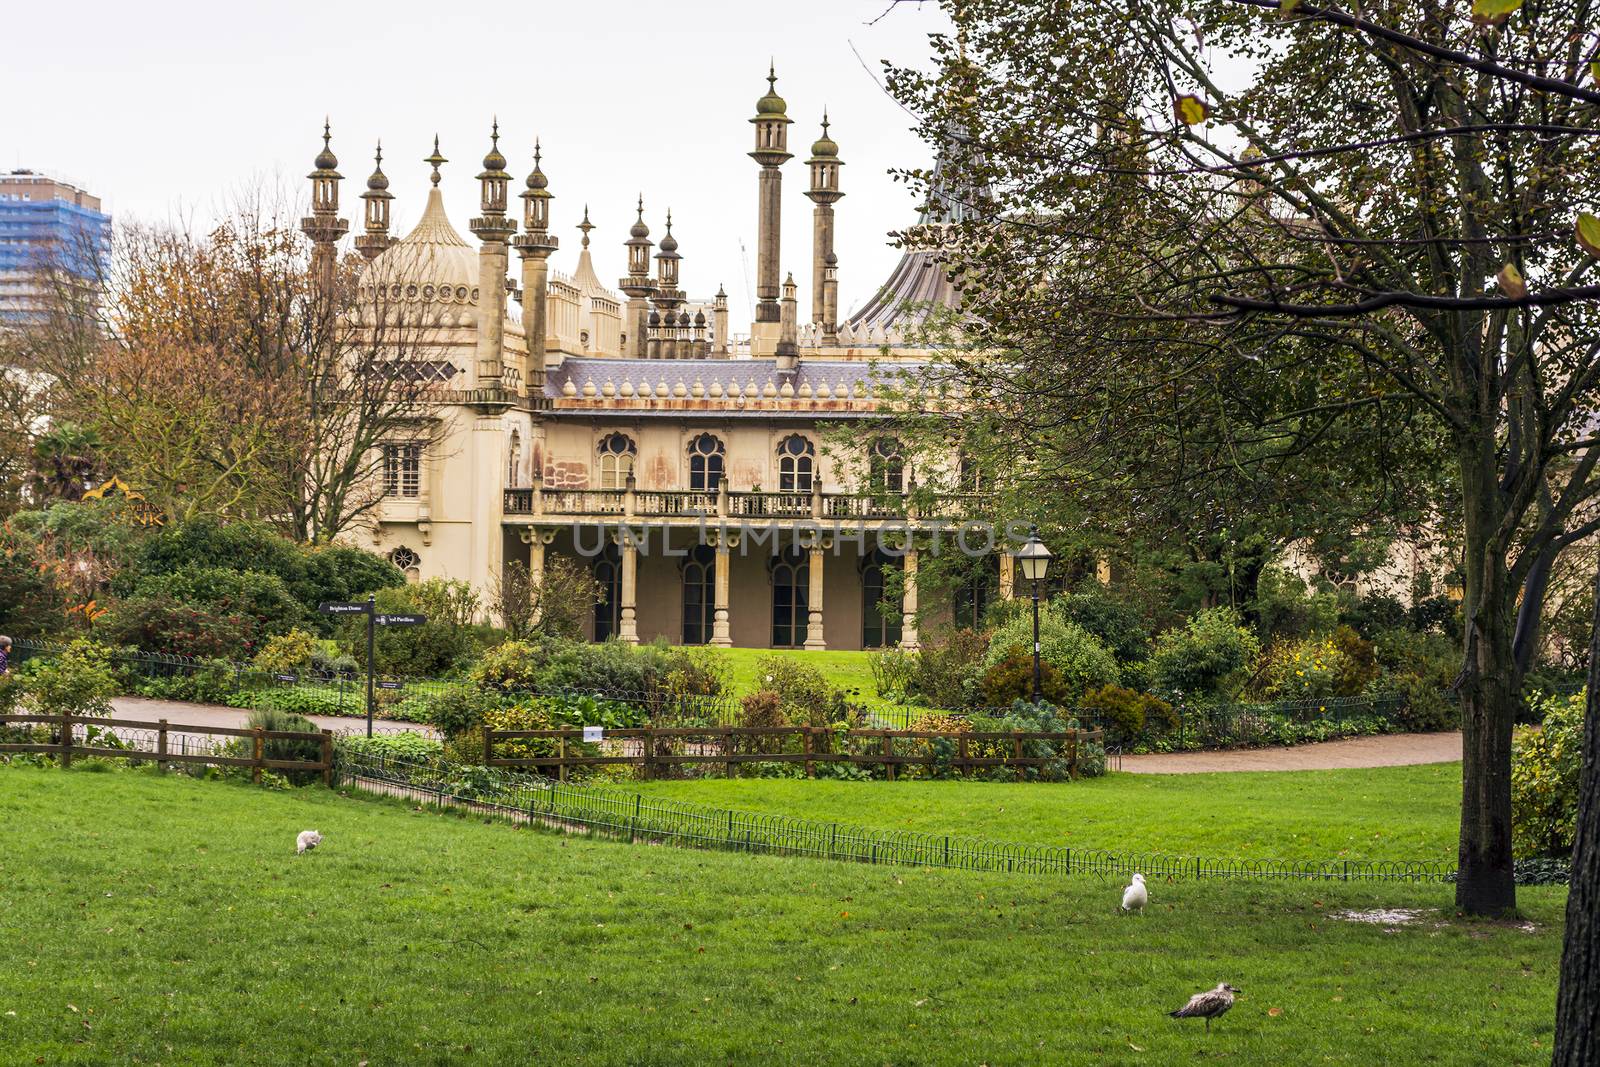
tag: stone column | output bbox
[999,552,1015,600]
[804,545,826,650]
[711,534,733,647]
[899,546,920,650]
[619,536,639,645]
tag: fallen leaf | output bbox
[1268,1007,1283,1017]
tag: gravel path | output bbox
[109,696,437,739]
[1119,731,1461,774]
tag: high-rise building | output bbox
[0,170,112,324]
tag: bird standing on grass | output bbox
[1120,872,1148,914]
[296,830,322,855]
[1168,983,1239,1032]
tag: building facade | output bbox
[308,71,1002,651]
[0,170,112,324]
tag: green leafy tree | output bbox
[885,0,1600,918]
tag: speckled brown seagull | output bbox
[1167,983,1239,1032]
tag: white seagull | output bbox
[295,830,323,855]
[1120,872,1148,914]
[1168,983,1239,1032]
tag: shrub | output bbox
[659,645,729,701]
[753,654,865,727]
[1254,635,1353,703]
[983,607,1119,702]
[471,638,552,694]
[1080,684,1174,742]
[339,732,443,762]
[543,692,648,729]
[1511,690,1583,859]
[242,685,363,718]
[908,629,988,709]
[536,639,652,696]
[396,684,502,739]
[1148,607,1260,699]
[1053,588,1153,663]
[1370,627,1459,730]
[342,582,482,677]
[868,646,918,701]
[482,701,569,764]
[253,628,319,675]
[1252,566,1339,643]
[19,639,119,719]
[242,706,322,784]
[738,689,785,729]
[1329,625,1379,694]
[101,566,305,659]
[129,658,240,704]
[979,650,1072,707]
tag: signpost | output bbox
[318,597,428,736]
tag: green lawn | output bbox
[629,763,1464,862]
[0,766,1563,1065]
[699,645,886,701]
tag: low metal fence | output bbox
[335,746,1456,883]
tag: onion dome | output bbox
[658,211,679,254]
[648,310,662,327]
[810,112,839,158]
[310,119,341,178]
[630,195,650,238]
[755,63,787,117]
[366,142,390,192]
[678,310,691,327]
[694,309,706,326]
[477,120,510,180]
[525,139,549,191]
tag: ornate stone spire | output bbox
[577,204,594,249]
[424,135,447,186]
[300,120,349,294]
[749,64,793,355]
[470,123,518,391]
[619,194,658,357]
[806,111,845,335]
[356,141,394,260]
[511,139,558,390]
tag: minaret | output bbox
[777,271,799,370]
[651,211,684,359]
[512,140,558,384]
[712,285,730,356]
[804,112,844,332]
[618,196,657,358]
[748,63,792,357]
[300,120,349,298]
[470,122,518,389]
[822,251,839,345]
[355,142,393,261]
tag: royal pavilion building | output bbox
[302,68,1011,651]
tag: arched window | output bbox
[770,547,809,648]
[681,544,716,645]
[687,434,725,492]
[597,433,636,490]
[861,548,903,649]
[507,430,522,487]
[776,435,815,493]
[593,543,621,641]
[869,437,905,494]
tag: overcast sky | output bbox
[4,0,952,329]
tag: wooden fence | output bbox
[483,725,1103,781]
[0,713,334,785]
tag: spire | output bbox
[578,205,594,249]
[356,140,394,259]
[518,139,552,234]
[476,121,512,218]
[425,135,447,187]
[301,120,348,291]
[313,118,339,172]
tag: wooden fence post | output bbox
[1012,730,1023,782]
[882,732,895,782]
[958,734,969,778]
[558,734,567,783]
[320,729,334,787]
[157,719,169,774]
[59,710,73,768]
[642,726,653,782]
[252,727,264,784]
[482,727,493,767]
[803,727,814,779]
[722,727,734,779]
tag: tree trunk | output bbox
[1456,448,1520,914]
[1551,561,1600,1064]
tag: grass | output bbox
[699,645,886,702]
[628,763,1464,863]
[0,765,1564,1065]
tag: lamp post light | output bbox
[1013,526,1054,704]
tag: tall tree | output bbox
[886,0,1600,913]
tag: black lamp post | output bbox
[1013,526,1054,704]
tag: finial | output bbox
[769,59,776,88]
[821,109,829,134]
[425,135,446,187]
[665,208,673,233]
[492,117,500,147]
[323,117,332,148]
[534,138,542,167]
[637,193,645,219]
[375,140,383,168]
[578,205,594,248]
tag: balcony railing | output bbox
[504,487,987,521]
